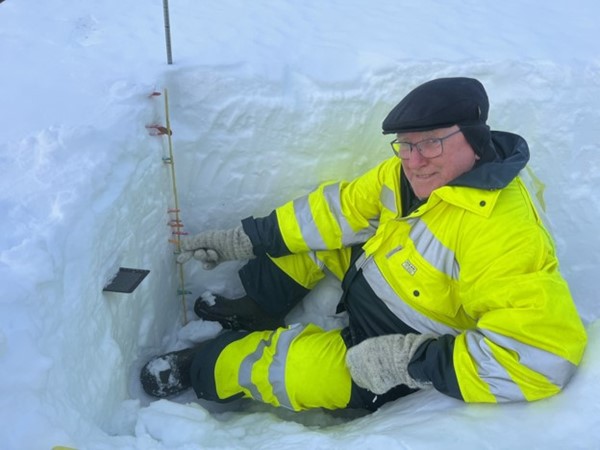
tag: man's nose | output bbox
[406,148,428,167]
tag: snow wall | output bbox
[5,61,600,446]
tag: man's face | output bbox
[397,126,479,199]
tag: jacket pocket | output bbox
[384,242,461,320]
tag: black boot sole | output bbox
[140,347,196,398]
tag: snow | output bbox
[1,0,599,449]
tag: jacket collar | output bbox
[449,130,530,190]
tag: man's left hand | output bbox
[345,333,435,394]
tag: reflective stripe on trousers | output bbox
[214,324,353,411]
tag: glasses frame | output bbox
[390,129,462,160]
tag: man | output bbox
[141,77,587,411]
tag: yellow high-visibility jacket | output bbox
[245,131,587,403]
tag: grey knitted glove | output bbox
[345,333,434,394]
[176,225,255,269]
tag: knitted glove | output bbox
[176,225,255,269]
[345,333,434,394]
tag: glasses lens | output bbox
[418,139,443,158]
[392,141,412,159]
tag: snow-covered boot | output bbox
[194,295,285,331]
[140,347,198,398]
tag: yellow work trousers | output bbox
[213,323,352,411]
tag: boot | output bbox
[194,295,285,331]
[140,347,198,398]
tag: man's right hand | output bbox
[176,225,255,269]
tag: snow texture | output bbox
[1,1,599,449]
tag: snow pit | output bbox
[2,1,600,448]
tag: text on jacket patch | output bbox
[402,259,417,276]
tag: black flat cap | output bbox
[382,77,489,134]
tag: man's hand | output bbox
[176,225,254,269]
[345,333,434,394]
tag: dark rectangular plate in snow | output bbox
[103,267,150,293]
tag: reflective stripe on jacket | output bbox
[245,131,587,403]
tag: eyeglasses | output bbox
[390,129,462,160]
